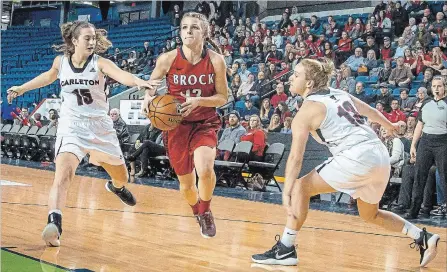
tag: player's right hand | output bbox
[141,91,156,115]
[7,86,24,104]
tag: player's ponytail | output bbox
[53,21,112,56]
[205,37,222,54]
[301,58,334,92]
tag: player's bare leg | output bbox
[43,153,80,247]
[102,163,136,206]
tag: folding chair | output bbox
[214,141,252,188]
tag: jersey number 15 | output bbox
[72,89,93,106]
[337,101,365,126]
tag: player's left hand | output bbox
[180,97,200,117]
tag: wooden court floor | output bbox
[1,164,446,272]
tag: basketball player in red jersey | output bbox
[142,12,228,238]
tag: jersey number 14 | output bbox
[337,101,365,126]
[72,89,93,106]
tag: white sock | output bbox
[49,209,62,216]
[402,221,421,240]
[280,227,297,248]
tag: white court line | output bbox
[0,180,31,186]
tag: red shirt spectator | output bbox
[386,100,407,123]
[240,115,266,158]
[337,34,352,52]
[270,83,288,108]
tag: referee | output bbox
[406,76,447,219]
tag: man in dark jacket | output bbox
[352,82,376,104]
[110,108,130,149]
[375,83,394,112]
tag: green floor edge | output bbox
[1,248,68,272]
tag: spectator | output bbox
[110,108,130,149]
[267,113,283,132]
[412,87,431,114]
[48,109,59,129]
[399,88,417,115]
[141,41,154,58]
[126,124,164,177]
[32,113,43,128]
[380,124,406,177]
[364,49,379,72]
[402,27,415,47]
[172,4,182,27]
[219,111,246,145]
[240,115,266,161]
[270,83,288,108]
[376,83,393,112]
[12,107,31,126]
[265,44,283,64]
[343,47,365,73]
[276,101,292,123]
[393,1,409,36]
[252,72,268,100]
[285,90,302,115]
[393,37,409,59]
[237,73,256,99]
[420,68,434,96]
[259,98,274,127]
[352,81,376,104]
[280,117,293,134]
[238,62,251,83]
[403,48,415,66]
[238,99,260,121]
[386,99,407,123]
[404,115,417,141]
[380,36,395,60]
[278,12,292,31]
[362,36,380,58]
[389,56,414,88]
[230,74,242,98]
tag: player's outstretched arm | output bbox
[7,56,61,104]
[98,57,161,90]
[350,94,399,134]
[283,101,325,215]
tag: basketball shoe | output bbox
[410,228,440,267]
[252,235,298,266]
[197,211,216,238]
[42,213,62,247]
[105,180,136,206]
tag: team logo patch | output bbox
[90,67,96,72]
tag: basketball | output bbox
[147,95,183,131]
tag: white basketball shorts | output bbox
[55,117,125,166]
[316,140,391,204]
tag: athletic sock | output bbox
[402,221,422,240]
[190,201,200,215]
[48,209,62,216]
[198,199,211,215]
[280,227,297,248]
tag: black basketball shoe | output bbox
[105,180,136,206]
[409,228,440,267]
[252,235,298,266]
[42,212,62,247]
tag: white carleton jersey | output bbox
[58,54,108,119]
[306,88,380,155]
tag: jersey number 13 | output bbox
[337,101,365,126]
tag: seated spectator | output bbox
[363,49,379,72]
[230,74,242,98]
[126,124,165,177]
[252,72,268,100]
[386,99,407,123]
[218,111,246,160]
[240,115,266,161]
[336,31,352,64]
[270,83,288,108]
[110,108,130,149]
[237,99,260,121]
[141,41,154,58]
[11,107,31,126]
[362,35,380,58]
[411,87,430,114]
[376,83,393,112]
[223,49,233,67]
[32,113,43,128]
[285,90,302,115]
[380,125,406,176]
[380,36,395,60]
[280,117,293,134]
[377,59,393,83]
[267,113,283,132]
[352,82,376,104]
[265,44,283,64]
[425,47,445,76]
[237,73,256,99]
[403,48,415,66]
[275,101,292,123]
[402,27,415,47]
[238,62,251,83]
[399,88,417,115]
[411,47,431,76]
[389,56,414,88]
[48,109,59,129]
[343,47,365,73]
[404,114,417,141]
[393,37,409,59]
[259,98,274,127]
[419,68,434,96]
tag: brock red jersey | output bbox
[166,47,217,122]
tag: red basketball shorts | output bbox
[164,115,221,176]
